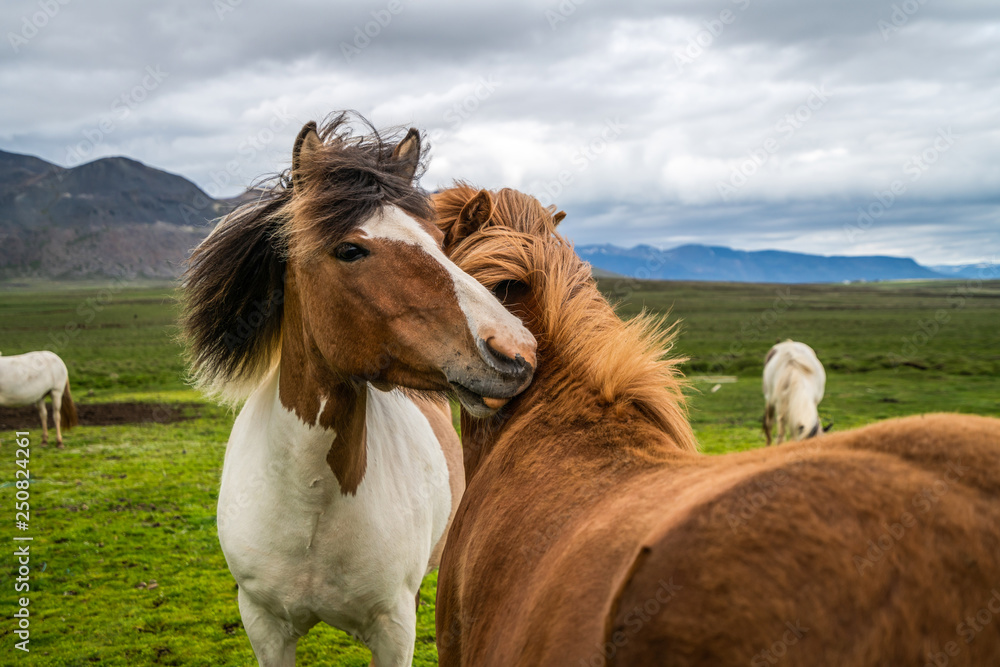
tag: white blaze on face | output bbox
[358,206,534,356]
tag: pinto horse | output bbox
[433,184,1000,667]
[0,351,77,447]
[181,117,535,667]
[762,340,827,445]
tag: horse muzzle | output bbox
[448,336,535,418]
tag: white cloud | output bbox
[1,0,998,264]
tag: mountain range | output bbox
[0,148,985,283]
[576,244,971,284]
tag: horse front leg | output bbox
[763,404,775,446]
[367,592,418,667]
[238,588,298,667]
[36,398,48,446]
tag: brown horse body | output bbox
[434,184,1000,667]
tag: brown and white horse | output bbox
[762,339,826,445]
[0,350,77,447]
[181,118,535,667]
[433,184,1000,667]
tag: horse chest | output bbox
[217,385,451,628]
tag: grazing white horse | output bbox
[762,340,826,445]
[0,350,78,447]
[182,117,536,666]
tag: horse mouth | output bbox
[450,382,511,418]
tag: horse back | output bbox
[605,414,1000,666]
[0,350,68,404]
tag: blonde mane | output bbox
[436,184,697,452]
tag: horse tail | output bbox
[61,380,79,429]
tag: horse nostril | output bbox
[485,337,515,365]
[480,337,533,377]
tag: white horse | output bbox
[0,350,78,447]
[762,340,826,445]
[182,117,536,666]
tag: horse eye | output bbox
[334,243,369,262]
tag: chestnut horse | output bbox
[181,119,535,667]
[433,184,1000,667]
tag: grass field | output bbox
[0,278,998,665]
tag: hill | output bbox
[0,149,237,279]
[578,243,947,283]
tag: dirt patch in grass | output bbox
[0,402,201,429]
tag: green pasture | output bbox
[0,278,997,664]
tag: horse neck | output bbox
[460,289,697,480]
[783,374,819,423]
[270,273,370,494]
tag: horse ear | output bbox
[292,121,322,196]
[823,420,834,433]
[459,189,494,235]
[391,128,421,181]
[553,210,566,226]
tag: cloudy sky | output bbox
[3,0,998,265]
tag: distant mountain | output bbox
[0,149,238,279]
[0,147,977,284]
[578,243,948,284]
[930,263,1000,281]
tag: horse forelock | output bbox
[181,112,432,403]
[437,186,697,453]
[284,113,433,260]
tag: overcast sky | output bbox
[3,0,998,265]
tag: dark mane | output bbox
[285,113,432,258]
[180,112,432,401]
